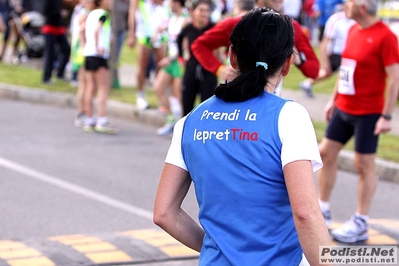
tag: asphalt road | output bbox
[1,99,398,266]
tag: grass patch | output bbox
[119,43,138,66]
[0,58,159,107]
[283,64,338,95]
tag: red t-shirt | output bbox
[336,21,399,115]
[191,16,319,79]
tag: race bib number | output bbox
[338,58,357,95]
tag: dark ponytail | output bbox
[215,8,294,102]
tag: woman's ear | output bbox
[229,45,238,70]
[281,54,294,77]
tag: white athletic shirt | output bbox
[135,0,169,38]
[83,9,111,58]
[165,101,323,172]
[70,4,84,47]
[323,11,356,55]
[167,13,187,58]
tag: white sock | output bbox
[302,80,311,88]
[355,213,369,222]
[318,199,330,213]
[97,116,109,126]
[85,116,96,126]
[137,90,145,98]
[169,96,182,118]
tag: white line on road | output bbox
[0,156,153,221]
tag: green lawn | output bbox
[1,44,399,162]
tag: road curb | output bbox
[1,83,399,184]
[0,82,166,128]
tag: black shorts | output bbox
[326,108,381,154]
[329,54,341,72]
[85,56,108,71]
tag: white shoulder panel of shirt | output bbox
[165,101,323,173]
[279,101,323,172]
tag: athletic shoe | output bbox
[83,124,95,132]
[95,123,118,134]
[322,209,332,228]
[42,80,54,85]
[157,115,176,136]
[74,113,86,128]
[70,80,79,87]
[331,215,369,243]
[137,95,150,110]
[299,81,314,98]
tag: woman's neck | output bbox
[174,9,183,17]
[265,73,283,94]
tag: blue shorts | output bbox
[326,108,381,154]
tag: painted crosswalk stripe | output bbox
[0,241,55,266]
[120,229,199,257]
[49,235,133,264]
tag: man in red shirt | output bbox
[317,0,399,243]
[191,0,319,96]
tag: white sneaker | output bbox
[95,123,118,134]
[74,113,86,128]
[331,215,369,243]
[137,95,150,110]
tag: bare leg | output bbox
[171,76,183,117]
[171,77,182,104]
[95,67,110,118]
[84,70,96,119]
[136,43,152,93]
[153,44,167,73]
[76,67,86,114]
[153,69,173,114]
[355,153,377,215]
[317,137,344,202]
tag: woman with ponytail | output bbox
[154,8,331,266]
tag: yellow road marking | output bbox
[120,229,199,257]
[365,235,398,245]
[0,240,56,265]
[85,250,132,263]
[0,242,27,250]
[0,247,41,260]
[71,242,117,253]
[7,257,55,266]
[160,245,199,257]
[49,234,133,264]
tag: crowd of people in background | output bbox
[0,0,354,136]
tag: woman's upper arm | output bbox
[154,163,191,214]
[155,117,190,213]
[283,160,317,212]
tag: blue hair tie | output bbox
[256,61,268,70]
